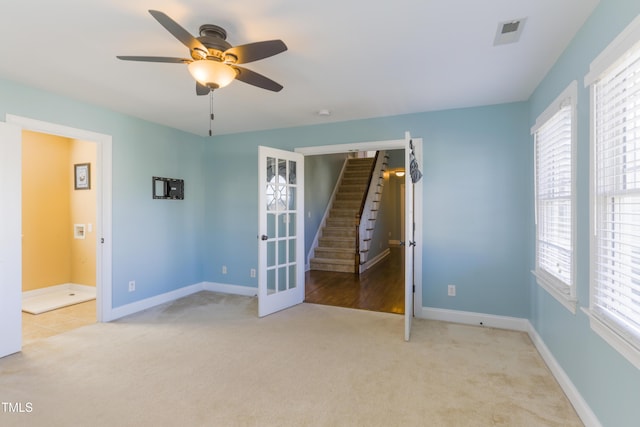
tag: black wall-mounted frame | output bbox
[152,176,184,200]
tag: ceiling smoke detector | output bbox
[494,18,527,46]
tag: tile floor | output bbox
[22,300,96,346]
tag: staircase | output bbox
[309,157,375,273]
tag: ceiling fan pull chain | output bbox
[209,91,214,136]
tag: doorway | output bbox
[304,149,406,314]
[21,130,98,345]
[297,136,423,320]
[0,114,113,358]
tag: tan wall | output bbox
[70,139,96,286]
[21,131,96,291]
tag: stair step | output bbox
[347,158,375,166]
[339,184,367,192]
[343,171,371,179]
[330,209,358,218]
[333,199,361,207]
[341,176,370,185]
[323,226,356,238]
[335,191,364,201]
[326,217,357,227]
[314,247,355,260]
[318,237,355,249]
[310,258,356,273]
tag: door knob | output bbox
[260,235,268,241]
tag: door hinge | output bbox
[101,238,105,244]
[412,285,415,293]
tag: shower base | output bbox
[22,284,96,314]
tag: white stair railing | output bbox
[357,151,388,273]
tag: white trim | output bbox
[360,248,390,273]
[5,114,113,323]
[296,139,405,156]
[581,308,640,370]
[584,14,640,86]
[108,283,204,321]
[531,81,578,134]
[527,321,603,427]
[531,270,578,314]
[417,306,530,332]
[203,282,258,297]
[94,282,258,321]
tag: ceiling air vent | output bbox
[494,18,527,46]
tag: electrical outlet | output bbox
[128,280,136,292]
[448,284,456,297]
[250,268,256,278]
[222,265,227,274]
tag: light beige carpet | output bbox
[0,292,582,426]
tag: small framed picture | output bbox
[74,163,91,190]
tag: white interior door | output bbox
[0,121,22,357]
[258,146,305,317]
[404,135,416,341]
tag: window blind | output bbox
[593,42,640,350]
[535,104,573,292]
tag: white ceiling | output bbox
[0,0,599,136]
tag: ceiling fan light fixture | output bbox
[188,60,236,89]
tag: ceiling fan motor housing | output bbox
[195,24,236,63]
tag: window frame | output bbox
[585,15,640,370]
[531,80,578,314]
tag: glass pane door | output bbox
[258,146,304,317]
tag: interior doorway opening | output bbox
[297,135,423,321]
[21,130,98,345]
[0,114,113,358]
[304,149,406,314]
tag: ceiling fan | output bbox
[117,10,287,95]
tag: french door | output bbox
[258,146,305,317]
[404,135,415,341]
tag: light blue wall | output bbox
[0,78,205,308]
[528,1,640,426]
[204,102,532,319]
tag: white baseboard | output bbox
[360,248,390,273]
[418,306,601,427]
[107,283,204,321]
[106,282,258,321]
[203,282,258,297]
[527,324,602,427]
[418,306,530,331]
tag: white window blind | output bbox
[535,106,574,291]
[592,40,640,351]
[532,82,577,310]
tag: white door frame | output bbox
[295,134,424,324]
[0,121,22,357]
[5,114,113,323]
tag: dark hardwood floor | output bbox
[305,247,404,314]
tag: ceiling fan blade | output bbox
[232,66,283,92]
[117,56,191,64]
[148,10,207,55]
[196,82,211,96]
[225,40,287,64]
